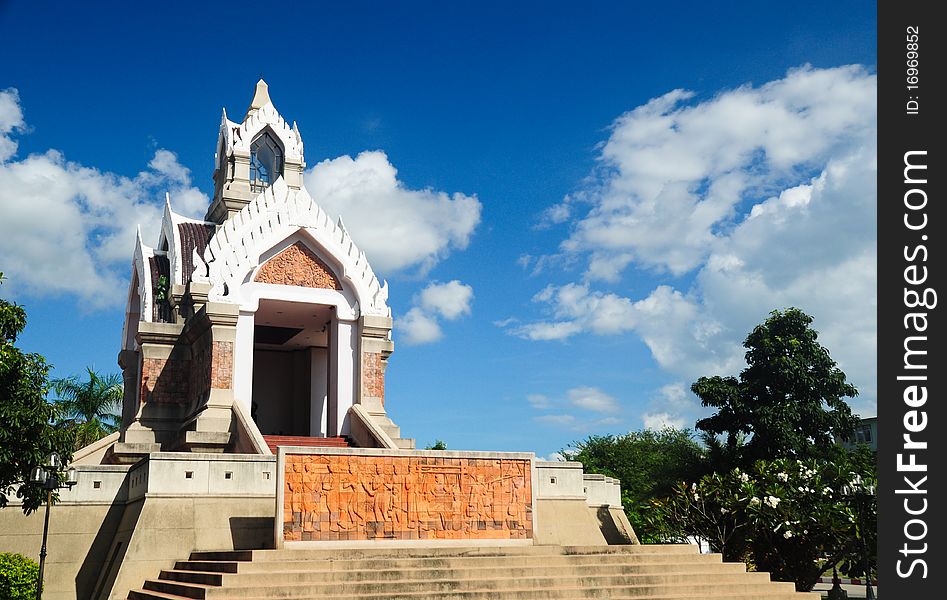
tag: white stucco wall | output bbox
[335,320,357,436]
[233,311,255,412]
[310,347,328,436]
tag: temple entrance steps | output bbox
[126,544,810,599]
[262,435,351,454]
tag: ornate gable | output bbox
[254,242,342,290]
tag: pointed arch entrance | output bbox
[232,234,360,439]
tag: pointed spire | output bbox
[250,79,271,110]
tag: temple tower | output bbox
[112,81,410,463]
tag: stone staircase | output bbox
[126,544,809,599]
[262,435,351,454]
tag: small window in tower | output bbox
[250,131,284,192]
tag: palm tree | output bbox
[50,368,122,449]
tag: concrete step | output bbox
[134,581,802,600]
[175,556,735,577]
[181,553,725,574]
[301,592,803,600]
[129,544,810,600]
[128,591,194,600]
[141,574,796,598]
[132,590,805,600]
[262,435,351,453]
[174,557,741,578]
[131,591,804,600]
[188,543,701,562]
[160,565,757,587]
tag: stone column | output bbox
[358,315,394,412]
[178,301,239,452]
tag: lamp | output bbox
[843,482,876,600]
[29,453,78,600]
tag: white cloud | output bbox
[519,65,877,415]
[560,64,875,280]
[536,414,576,426]
[0,88,26,163]
[0,89,208,307]
[305,151,482,275]
[641,383,702,431]
[528,386,623,431]
[567,386,619,413]
[642,412,688,431]
[419,280,473,320]
[395,280,474,346]
[511,283,637,340]
[535,413,620,431]
[395,307,443,345]
[540,202,571,226]
[527,394,552,409]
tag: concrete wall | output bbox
[0,465,130,600]
[0,454,277,600]
[1,456,637,598]
[533,461,637,546]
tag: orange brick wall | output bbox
[140,356,189,405]
[362,351,385,401]
[283,454,533,542]
[211,341,233,388]
[140,339,232,407]
[254,242,342,290]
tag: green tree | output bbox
[425,439,448,450]
[563,429,703,543]
[693,308,858,466]
[51,368,122,449]
[0,273,74,513]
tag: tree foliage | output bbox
[648,449,876,591]
[563,429,703,543]
[0,553,39,600]
[0,273,74,513]
[693,308,859,465]
[51,367,122,449]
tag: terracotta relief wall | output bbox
[283,454,533,542]
[255,242,343,290]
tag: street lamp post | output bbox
[859,484,876,600]
[843,481,876,600]
[29,453,78,600]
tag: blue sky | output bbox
[0,1,877,459]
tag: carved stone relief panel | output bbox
[255,242,342,290]
[283,454,533,542]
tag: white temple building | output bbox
[112,79,410,464]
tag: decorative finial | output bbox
[250,79,271,110]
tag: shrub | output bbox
[0,553,39,600]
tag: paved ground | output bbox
[810,582,876,598]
